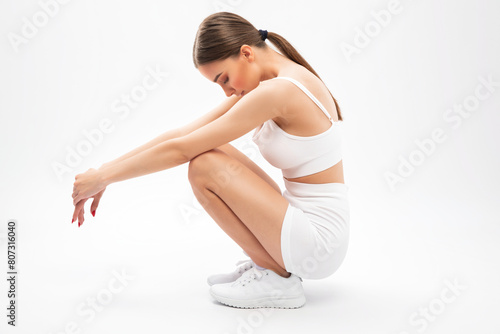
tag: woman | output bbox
[71,12,350,309]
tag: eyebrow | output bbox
[213,72,222,83]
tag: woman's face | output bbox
[198,45,261,97]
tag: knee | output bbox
[187,149,222,183]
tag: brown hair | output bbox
[193,12,343,121]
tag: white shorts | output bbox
[280,178,350,279]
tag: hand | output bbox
[72,188,106,227]
[72,168,107,205]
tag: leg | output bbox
[188,147,290,277]
[216,143,282,195]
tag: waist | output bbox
[283,177,350,215]
[283,177,349,196]
[283,161,344,184]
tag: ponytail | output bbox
[266,32,343,121]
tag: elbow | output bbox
[180,152,191,165]
[169,138,191,164]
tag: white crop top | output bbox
[251,77,343,179]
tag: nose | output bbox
[222,86,235,97]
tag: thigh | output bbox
[188,148,290,269]
[216,143,282,194]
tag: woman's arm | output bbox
[98,95,242,171]
[99,139,185,186]
[98,128,180,170]
[100,85,279,186]
[73,138,186,205]
[72,82,281,205]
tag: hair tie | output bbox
[258,29,268,41]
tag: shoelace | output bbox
[233,267,268,286]
[235,259,254,274]
[247,267,264,280]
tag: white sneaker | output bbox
[210,267,306,309]
[207,259,254,286]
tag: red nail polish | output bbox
[91,210,95,217]
[72,218,75,223]
[78,221,81,227]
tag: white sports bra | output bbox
[251,76,343,179]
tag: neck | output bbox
[256,47,293,82]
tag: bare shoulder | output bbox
[253,76,308,121]
[243,79,296,118]
[254,78,295,100]
[263,71,338,121]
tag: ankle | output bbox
[252,262,266,271]
[249,258,290,278]
[269,268,291,278]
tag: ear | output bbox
[239,45,255,62]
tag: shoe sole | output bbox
[210,290,306,309]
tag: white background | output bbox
[1,0,499,333]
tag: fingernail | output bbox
[91,210,95,217]
[72,218,75,224]
[78,221,81,227]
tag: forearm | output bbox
[98,128,181,170]
[99,139,186,185]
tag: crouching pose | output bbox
[71,12,350,309]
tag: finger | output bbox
[72,200,86,223]
[78,207,84,227]
[90,197,101,215]
[72,207,79,223]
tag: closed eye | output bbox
[223,77,229,85]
